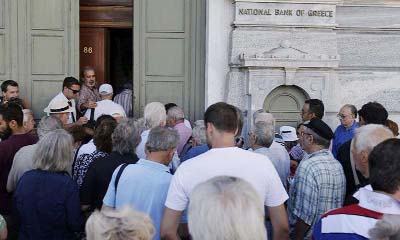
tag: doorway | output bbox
[263,85,309,130]
[79,0,133,94]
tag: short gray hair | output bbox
[167,106,184,121]
[37,116,63,139]
[303,126,331,148]
[369,214,400,240]
[353,124,393,154]
[144,102,166,129]
[86,205,155,240]
[251,121,274,148]
[145,127,179,152]
[254,112,275,129]
[112,119,142,155]
[33,129,73,172]
[192,120,206,145]
[188,176,266,240]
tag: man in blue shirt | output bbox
[103,126,180,240]
[332,104,358,158]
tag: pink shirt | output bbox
[174,122,192,155]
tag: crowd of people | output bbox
[0,66,399,240]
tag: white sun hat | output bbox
[279,126,298,142]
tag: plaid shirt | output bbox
[288,149,346,240]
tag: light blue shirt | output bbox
[103,159,172,240]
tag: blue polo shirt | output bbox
[332,121,358,159]
[103,159,172,240]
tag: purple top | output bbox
[174,122,192,155]
[0,133,38,214]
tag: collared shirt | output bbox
[48,91,77,124]
[312,186,400,240]
[174,122,192,155]
[77,84,101,112]
[252,146,290,189]
[288,149,346,240]
[114,89,133,118]
[332,121,358,158]
[181,144,209,162]
[103,159,172,240]
[0,133,37,214]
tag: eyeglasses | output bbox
[337,113,352,119]
[68,87,80,94]
[299,131,313,137]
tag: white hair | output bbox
[192,120,206,145]
[369,214,400,240]
[188,176,267,240]
[167,106,185,121]
[251,121,274,148]
[37,116,63,139]
[86,205,155,240]
[254,112,275,129]
[144,102,166,129]
[353,124,393,154]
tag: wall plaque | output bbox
[234,2,336,27]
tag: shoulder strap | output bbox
[71,145,82,177]
[90,108,95,122]
[114,163,129,195]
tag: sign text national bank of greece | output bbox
[238,8,333,18]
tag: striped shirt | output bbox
[312,186,400,239]
[114,89,133,118]
[288,149,346,239]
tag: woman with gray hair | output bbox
[86,206,155,240]
[181,120,210,162]
[188,176,267,240]
[80,119,142,212]
[13,129,82,239]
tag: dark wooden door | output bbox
[79,27,108,85]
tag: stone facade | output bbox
[206,0,400,129]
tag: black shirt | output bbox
[80,152,139,211]
[336,140,369,206]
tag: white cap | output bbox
[99,84,113,95]
[280,126,298,142]
[44,100,72,114]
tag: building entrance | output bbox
[263,85,308,130]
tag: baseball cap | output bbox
[303,118,334,140]
[280,126,298,142]
[44,100,73,115]
[99,84,113,95]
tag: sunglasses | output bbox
[68,87,80,94]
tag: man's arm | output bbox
[269,204,289,240]
[293,217,310,240]
[161,207,183,240]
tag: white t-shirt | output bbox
[165,147,288,211]
[76,139,96,160]
[48,92,76,124]
[84,99,126,121]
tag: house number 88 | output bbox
[83,47,93,54]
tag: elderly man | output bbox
[84,84,126,122]
[249,121,290,189]
[312,138,400,239]
[166,106,192,156]
[7,116,63,192]
[103,127,180,240]
[0,80,29,109]
[78,66,101,112]
[80,119,141,212]
[162,102,289,240]
[332,104,358,158]
[336,102,389,203]
[48,77,88,128]
[181,120,209,162]
[301,99,324,122]
[188,176,267,240]
[44,100,73,125]
[288,118,345,240]
[22,109,35,134]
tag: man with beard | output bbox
[78,66,101,113]
[0,104,37,238]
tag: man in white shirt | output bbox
[84,84,126,122]
[47,77,88,128]
[161,102,289,240]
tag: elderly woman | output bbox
[188,176,267,240]
[73,118,117,188]
[80,119,142,212]
[13,129,82,239]
[86,206,155,240]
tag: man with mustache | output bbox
[77,66,101,113]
